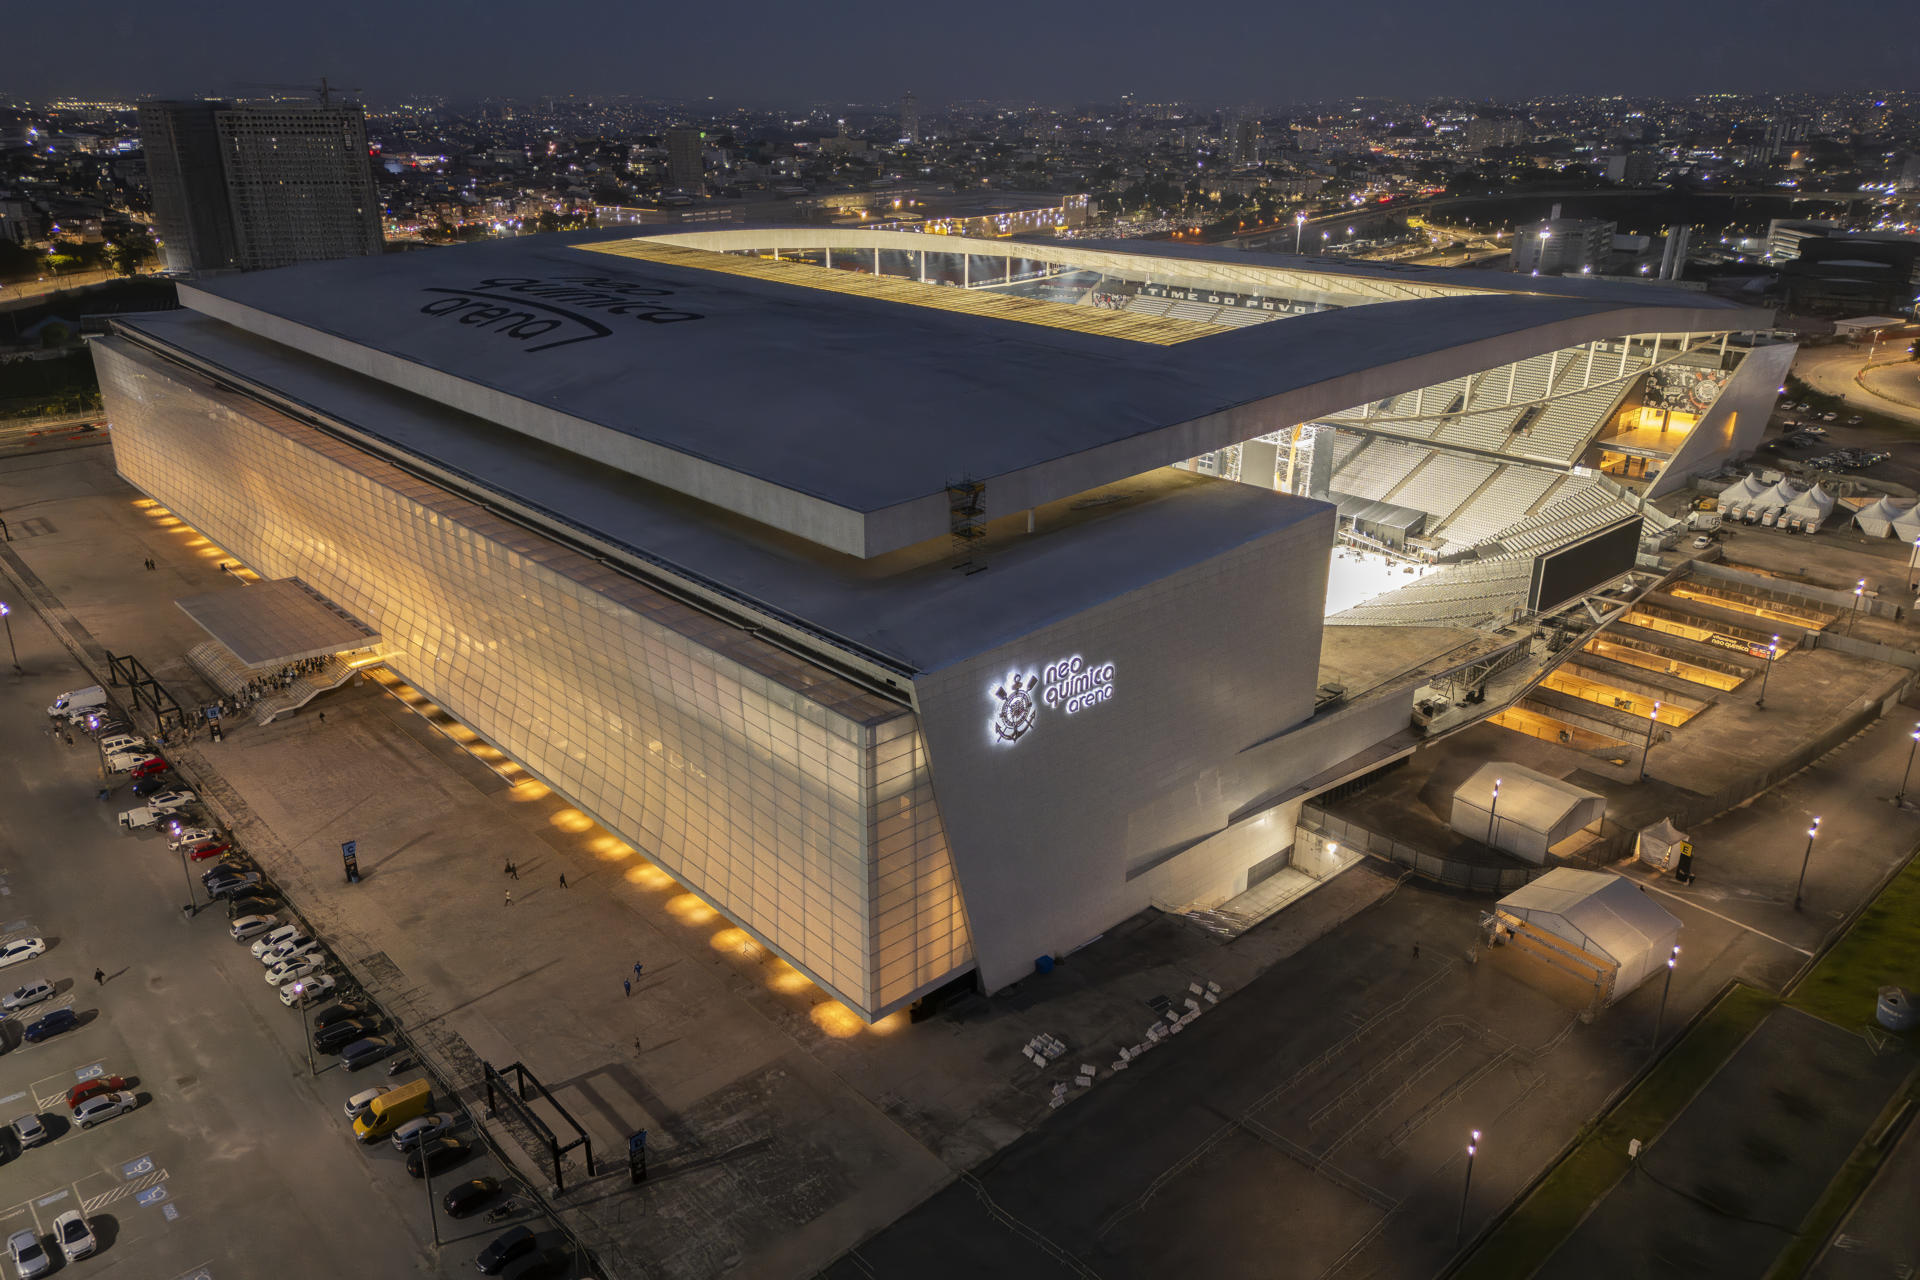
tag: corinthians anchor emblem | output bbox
[990,671,1039,744]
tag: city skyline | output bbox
[9,0,1920,107]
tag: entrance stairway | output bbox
[254,656,357,725]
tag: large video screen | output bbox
[1530,518,1639,613]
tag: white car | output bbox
[280,972,336,1006]
[344,1085,390,1121]
[6,1229,49,1280]
[0,938,48,970]
[259,937,319,967]
[51,1210,94,1262]
[168,825,219,851]
[251,925,301,959]
[105,750,149,773]
[71,1091,136,1129]
[1691,534,1713,549]
[266,954,324,986]
[2,979,54,1012]
[147,790,198,815]
[230,914,281,942]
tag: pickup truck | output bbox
[118,806,159,830]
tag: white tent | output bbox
[1718,473,1770,520]
[1893,503,1920,545]
[1753,479,1805,526]
[1853,495,1915,539]
[1494,869,1682,1004]
[1450,762,1607,865]
[1635,817,1689,870]
[1783,483,1835,533]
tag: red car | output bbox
[130,756,169,778]
[187,842,233,861]
[68,1076,128,1110]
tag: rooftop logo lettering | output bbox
[988,654,1116,747]
[416,274,703,353]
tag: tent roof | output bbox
[1455,762,1601,836]
[1785,483,1835,517]
[1640,816,1686,844]
[1497,869,1681,967]
[1723,473,1770,501]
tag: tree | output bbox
[108,230,156,277]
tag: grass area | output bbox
[1788,849,1920,1035]
[1453,983,1777,1280]
[1763,1072,1920,1280]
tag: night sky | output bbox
[15,0,1920,105]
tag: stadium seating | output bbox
[1330,437,1432,501]
[1386,452,1498,525]
[1427,464,1563,549]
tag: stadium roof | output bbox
[176,227,1770,558]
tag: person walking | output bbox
[623,977,631,998]
[558,873,568,889]
[633,961,644,981]
[509,862,520,881]
[93,968,105,986]
[504,890,513,908]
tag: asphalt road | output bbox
[0,599,540,1278]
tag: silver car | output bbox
[11,1113,48,1147]
[230,914,281,942]
[2,979,53,1012]
[72,1091,137,1129]
[51,1210,94,1262]
[6,1229,49,1279]
[391,1112,456,1152]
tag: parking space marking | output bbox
[162,1202,181,1222]
[0,1089,27,1107]
[30,1058,109,1108]
[135,1185,169,1207]
[171,1263,213,1280]
[121,1153,155,1178]
[79,1164,169,1215]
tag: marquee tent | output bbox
[1493,869,1682,1005]
[1450,762,1606,865]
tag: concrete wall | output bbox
[912,505,1333,992]
[1648,342,1797,499]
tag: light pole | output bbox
[1487,778,1502,850]
[1651,945,1679,1053]
[0,602,17,675]
[1456,1129,1481,1247]
[1907,536,1920,592]
[292,980,314,1077]
[176,837,199,918]
[1756,635,1779,709]
[1849,579,1865,636]
[1639,701,1662,781]
[1294,211,1307,253]
[1899,723,1920,806]
[422,1080,441,1248]
[1794,817,1820,911]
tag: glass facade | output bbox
[96,338,971,1019]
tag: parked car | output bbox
[225,894,283,919]
[340,1036,396,1072]
[1821,411,1838,421]
[147,789,198,814]
[1691,534,1713,549]
[265,954,324,987]
[390,1112,456,1152]
[5,1228,49,1280]
[207,874,266,900]
[343,1085,390,1122]
[230,914,281,942]
[2,979,54,1012]
[67,1076,127,1109]
[442,1177,501,1218]
[72,1091,137,1129]
[11,1112,49,1148]
[22,1008,78,1043]
[51,1209,95,1262]
[131,773,178,798]
[259,936,318,967]
[476,1225,537,1275]
[104,751,148,773]
[130,756,171,779]
[188,841,234,862]
[313,1001,372,1032]
[251,924,302,958]
[315,1018,378,1055]
[280,972,336,1005]
[1846,415,1864,425]
[0,937,48,970]
[167,825,219,851]
[405,1136,470,1178]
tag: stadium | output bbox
[92,227,1786,1021]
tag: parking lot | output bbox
[0,601,569,1278]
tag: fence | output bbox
[1301,807,1541,895]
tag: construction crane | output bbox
[228,78,363,106]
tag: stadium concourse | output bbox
[94,225,1786,1023]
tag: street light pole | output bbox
[176,844,198,918]
[1487,778,1502,850]
[1651,945,1679,1053]
[0,601,18,672]
[423,1094,441,1248]
[1456,1129,1481,1248]
[1899,723,1920,806]
[1294,211,1306,253]
[1794,817,1820,911]
[1756,635,1779,709]
[292,980,314,1077]
[1849,579,1865,636]
[1639,701,1662,782]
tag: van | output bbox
[354,1078,430,1142]
[100,734,146,757]
[47,685,107,718]
[117,806,158,830]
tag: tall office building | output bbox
[666,126,707,193]
[1509,216,1615,276]
[140,100,382,275]
[900,91,920,145]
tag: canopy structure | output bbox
[1893,503,1920,545]
[175,577,380,667]
[1718,473,1769,519]
[1635,816,1689,870]
[1450,762,1607,865]
[1783,482,1835,532]
[1751,478,1805,522]
[1494,869,1682,1004]
[1853,495,1916,539]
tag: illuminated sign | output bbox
[989,655,1116,745]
